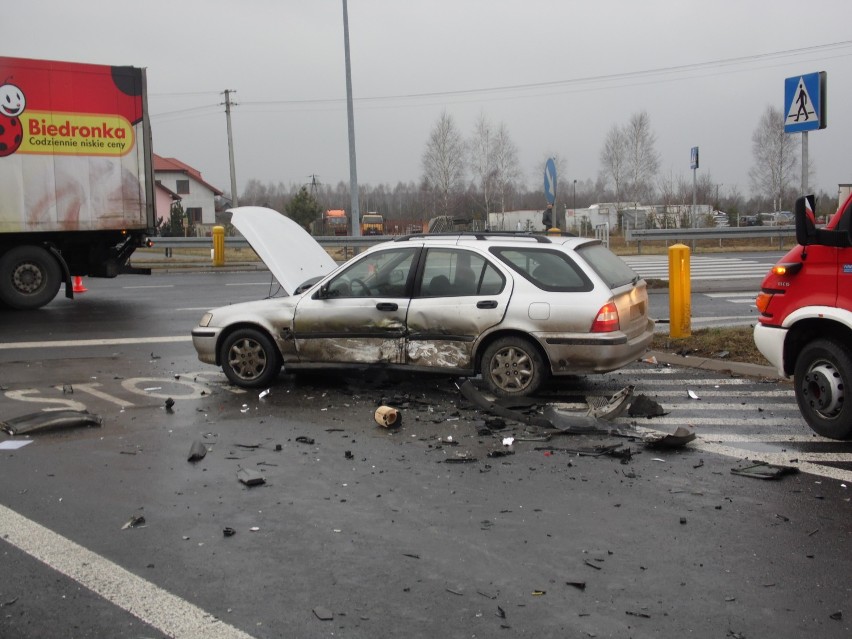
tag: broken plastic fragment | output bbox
[628,395,667,418]
[237,468,266,486]
[587,385,634,420]
[164,397,175,411]
[187,440,208,462]
[687,389,700,400]
[374,405,400,428]
[295,436,315,445]
[1,410,102,436]
[122,515,146,530]
[313,607,334,621]
[643,426,696,448]
[259,388,270,399]
[502,437,515,446]
[223,527,236,537]
[731,462,799,480]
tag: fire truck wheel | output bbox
[0,246,63,310]
[794,339,852,440]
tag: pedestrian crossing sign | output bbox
[784,72,826,133]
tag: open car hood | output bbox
[230,206,338,293]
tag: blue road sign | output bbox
[784,72,826,133]
[544,158,557,204]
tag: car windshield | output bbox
[576,243,638,288]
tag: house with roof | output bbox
[153,154,223,234]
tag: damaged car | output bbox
[192,207,654,397]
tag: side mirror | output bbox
[794,195,816,246]
[795,194,852,248]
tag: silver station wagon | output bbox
[192,207,654,397]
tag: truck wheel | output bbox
[481,336,546,398]
[0,246,62,310]
[219,328,281,389]
[794,339,852,440]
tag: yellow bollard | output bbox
[668,243,691,338]
[546,227,561,236]
[212,225,225,267]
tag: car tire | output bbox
[220,328,281,389]
[481,336,546,398]
[0,245,62,309]
[793,338,852,440]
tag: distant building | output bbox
[153,154,223,234]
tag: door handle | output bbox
[476,300,498,309]
[376,302,398,311]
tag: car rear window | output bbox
[576,243,638,288]
[490,247,592,292]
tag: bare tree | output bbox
[625,111,659,204]
[469,113,496,218]
[749,106,798,211]
[492,123,520,213]
[422,110,466,216]
[599,125,628,206]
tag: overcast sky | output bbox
[10,0,852,204]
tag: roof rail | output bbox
[393,231,553,244]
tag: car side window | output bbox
[324,247,418,298]
[490,247,592,292]
[419,249,505,297]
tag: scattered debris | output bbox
[566,580,586,590]
[313,607,334,621]
[1,410,102,436]
[237,468,266,487]
[223,527,236,537]
[502,437,515,446]
[626,610,651,619]
[829,611,842,621]
[731,462,799,480]
[345,450,354,460]
[445,456,478,464]
[628,395,667,418]
[295,436,315,445]
[374,405,401,428]
[122,515,146,530]
[457,380,551,428]
[62,384,73,394]
[259,388,270,399]
[164,397,175,412]
[687,389,700,400]
[714,350,730,359]
[531,590,546,596]
[587,385,634,420]
[187,440,207,462]
[641,355,658,365]
[486,450,514,458]
[643,426,696,448]
[446,588,464,596]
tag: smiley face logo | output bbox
[0,81,25,157]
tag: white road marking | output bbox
[0,336,191,350]
[122,285,175,289]
[225,282,271,286]
[0,504,256,639]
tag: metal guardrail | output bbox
[625,225,797,254]
[151,235,388,250]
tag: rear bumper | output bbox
[539,319,655,374]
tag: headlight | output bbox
[199,312,213,327]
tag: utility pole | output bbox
[223,89,239,207]
[342,0,360,236]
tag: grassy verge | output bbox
[652,326,770,366]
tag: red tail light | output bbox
[591,302,620,333]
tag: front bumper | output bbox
[753,323,787,377]
[191,328,222,365]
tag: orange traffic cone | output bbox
[72,276,88,293]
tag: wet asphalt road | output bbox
[0,271,849,638]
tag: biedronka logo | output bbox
[21,111,135,157]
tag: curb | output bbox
[646,350,784,381]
